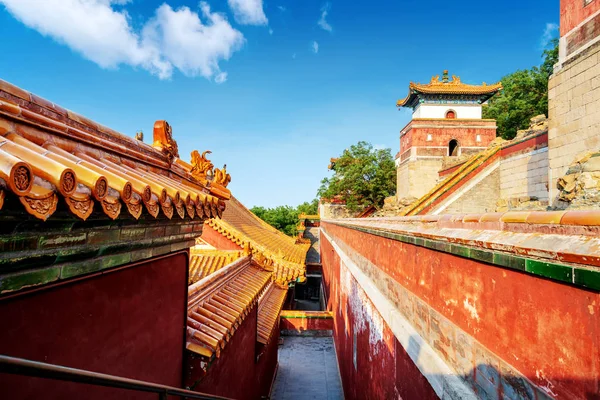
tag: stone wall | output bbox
[441,168,500,214]
[500,148,549,201]
[397,158,443,200]
[548,40,600,203]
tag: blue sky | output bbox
[0,0,559,207]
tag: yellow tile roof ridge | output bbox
[396,73,502,107]
[206,217,308,285]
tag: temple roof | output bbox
[187,256,272,358]
[257,285,288,345]
[189,250,244,284]
[0,79,231,221]
[396,71,502,108]
[206,196,309,285]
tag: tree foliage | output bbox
[317,141,396,212]
[483,39,559,140]
[251,199,318,237]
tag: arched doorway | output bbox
[445,110,456,119]
[449,139,459,156]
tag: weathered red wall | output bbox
[322,222,600,399]
[400,120,496,154]
[561,0,600,35]
[186,306,278,399]
[0,253,189,399]
[201,224,243,250]
[280,312,334,332]
[321,235,437,400]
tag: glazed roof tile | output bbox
[186,256,272,358]
[206,196,310,285]
[257,284,288,345]
[189,250,244,284]
[397,72,502,108]
[0,78,230,221]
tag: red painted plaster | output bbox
[322,222,600,399]
[561,0,600,35]
[186,306,277,400]
[201,224,243,250]
[0,253,189,399]
[280,315,334,332]
[321,236,437,400]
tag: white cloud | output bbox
[269,28,273,35]
[277,6,286,12]
[318,3,332,32]
[311,41,319,54]
[227,0,268,25]
[541,22,559,48]
[0,0,244,82]
[214,71,228,84]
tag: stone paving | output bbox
[271,336,344,400]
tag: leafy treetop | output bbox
[251,199,318,237]
[317,141,396,212]
[483,38,558,140]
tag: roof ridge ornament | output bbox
[190,150,214,180]
[153,121,179,164]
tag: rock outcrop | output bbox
[556,151,600,209]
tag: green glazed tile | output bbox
[493,252,526,271]
[450,244,471,258]
[574,268,600,291]
[470,249,494,264]
[526,259,572,284]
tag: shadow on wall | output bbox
[415,330,600,400]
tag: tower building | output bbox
[395,70,502,199]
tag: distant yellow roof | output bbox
[205,196,309,285]
[397,71,502,107]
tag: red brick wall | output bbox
[186,306,277,400]
[322,222,600,399]
[201,224,243,250]
[400,120,496,154]
[0,253,189,399]
[561,0,600,36]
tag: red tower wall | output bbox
[561,0,600,35]
[0,253,189,399]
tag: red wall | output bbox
[322,222,600,399]
[400,122,496,154]
[561,0,600,35]
[201,224,243,250]
[280,313,334,332]
[0,253,189,399]
[320,235,437,400]
[186,306,278,400]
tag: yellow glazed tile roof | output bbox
[257,284,288,345]
[397,72,502,107]
[206,196,309,285]
[189,250,244,284]
[187,258,272,359]
[0,79,230,221]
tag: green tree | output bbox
[317,141,396,212]
[297,199,319,215]
[250,200,319,237]
[483,38,558,140]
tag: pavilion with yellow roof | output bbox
[395,70,502,200]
